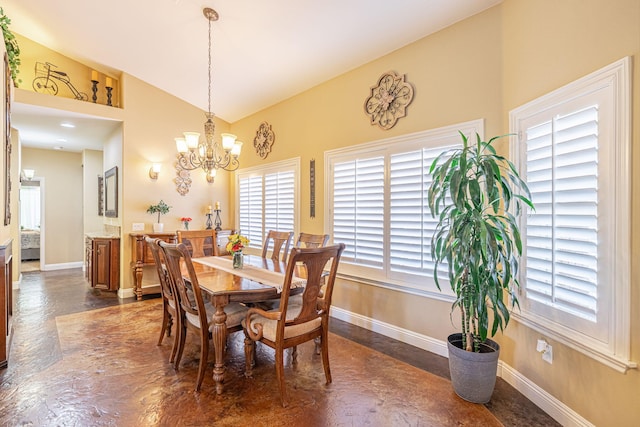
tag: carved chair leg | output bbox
[169,317,180,364]
[321,328,332,384]
[275,349,288,407]
[244,335,255,377]
[174,321,187,371]
[195,331,209,392]
[167,314,173,338]
[158,307,169,345]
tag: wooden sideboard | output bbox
[129,233,177,300]
[129,230,234,300]
[0,239,13,369]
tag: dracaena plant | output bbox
[427,131,534,352]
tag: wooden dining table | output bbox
[188,254,306,394]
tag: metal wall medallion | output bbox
[364,70,414,130]
[174,160,192,196]
[253,121,275,159]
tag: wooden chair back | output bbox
[295,232,330,248]
[177,229,218,257]
[243,243,345,406]
[261,230,294,261]
[160,241,212,390]
[215,229,235,256]
[145,236,180,364]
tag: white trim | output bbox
[330,305,448,358]
[509,56,634,371]
[41,261,83,271]
[118,287,135,299]
[331,306,593,427]
[499,363,595,427]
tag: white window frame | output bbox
[324,120,483,299]
[510,57,635,372]
[235,158,300,251]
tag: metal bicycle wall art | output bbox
[32,62,88,101]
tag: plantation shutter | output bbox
[238,175,264,249]
[332,157,384,267]
[524,105,599,321]
[264,170,295,241]
[389,148,444,274]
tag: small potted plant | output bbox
[147,200,171,233]
[427,131,533,403]
[226,233,249,269]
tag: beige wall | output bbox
[82,149,103,233]
[230,2,640,425]
[500,1,640,426]
[21,147,83,264]
[118,73,233,293]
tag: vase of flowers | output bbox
[226,233,249,269]
[181,217,192,230]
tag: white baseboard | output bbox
[331,306,591,427]
[498,363,594,427]
[330,306,448,357]
[118,287,135,299]
[41,261,83,271]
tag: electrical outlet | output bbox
[542,344,553,364]
[132,223,144,231]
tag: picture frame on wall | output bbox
[4,53,11,226]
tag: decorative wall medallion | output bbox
[364,70,414,130]
[253,121,275,159]
[174,161,192,196]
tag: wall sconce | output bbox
[149,163,161,180]
[23,169,35,181]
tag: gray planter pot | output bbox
[447,333,500,404]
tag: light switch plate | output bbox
[132,223,144,231]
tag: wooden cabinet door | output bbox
[92,239,111,290]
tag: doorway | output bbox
[20,178,44,271]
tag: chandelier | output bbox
[175,7,242,183]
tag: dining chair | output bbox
[145,236,181,367]
[177,229,218,257]
[243,243,345,406]
[160,241,248,391]
[261,230,294,261]
[295,232,330,248]
[215,229,235,256]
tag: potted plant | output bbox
[147,200,171,233]
[0,7,21,86]
[427,131,533,403]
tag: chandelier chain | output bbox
[207,14,212,115]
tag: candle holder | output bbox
[214,209,222,231]
[91,80,98,103]
[106,86,113,106]
[205,213,213,230]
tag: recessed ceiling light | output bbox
[60,122,75,128]
[56,138,67,142]
[53,146,63,150]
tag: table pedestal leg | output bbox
[133,262,143,301]
[211,300,228,395]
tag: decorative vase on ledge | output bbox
[232,251,243,269]
[153,223,164,233]
[183,221,190,230]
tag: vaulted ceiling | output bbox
[5,0,501,151]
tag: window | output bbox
[510,57,633,372]
[325,120,482,294]
[236,158,299,250]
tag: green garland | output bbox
[0,7,21,86]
